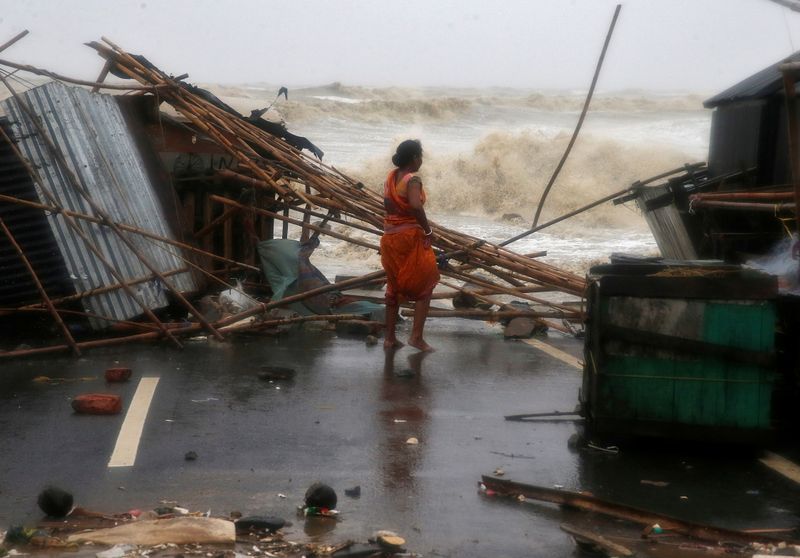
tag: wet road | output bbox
[1,319,799,557]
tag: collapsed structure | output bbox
[0,37,586,359]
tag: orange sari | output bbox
[380,169,440,304]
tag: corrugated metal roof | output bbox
[0,82,198,328]
[704,50,800,108]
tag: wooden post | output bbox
[91,59,113,93]
[781,66,800,274]
[0,217,81,355]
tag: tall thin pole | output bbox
[531,4,621,228]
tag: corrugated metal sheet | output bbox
[0,82,198,328]
[635,184,699,260]
[0,119,75,307]
[704,50,800,108]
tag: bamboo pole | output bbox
[0,57,160,91]
[0,115,183,348]
[690,191,794,201]
[0,30,29,54]
[689,200,796,213]
[0,193,260,271]
[0,217,81,355]
[210,195,381,251]
[402,309,578,319]
[194,206,240,239]
[221,313,372,333]
[443,268,581,315]
[531,4,621,227]
[0,306,160,331]
[16,268,189,310]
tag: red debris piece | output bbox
[71,394,122,415]
[104,367,132,382]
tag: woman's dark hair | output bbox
[392,139,423,167]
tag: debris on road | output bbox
[37,487,73,518]
[66,517,236,545]
[104,368,132,383]
[71,394,122,415]
[480,475,800,547]
[560,523,634,557]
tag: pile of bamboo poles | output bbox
[0,36,589,359]
[87,39,586,292]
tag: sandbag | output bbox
[67,517,235,545]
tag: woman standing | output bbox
[380,139,440,351]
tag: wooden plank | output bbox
[481,476,798,546]
[760,452,800,485]
[522,338,582,370]
[560,524,634,557]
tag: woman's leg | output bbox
[408,297,434,352]
[384,301,404,349]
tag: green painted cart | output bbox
[581,263,778,443]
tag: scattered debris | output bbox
[305,482,337,511]
[66,517,236,545]
[234,516,286,535]
[586,442,619,454]
[37,487,73,518]
[406,437,419,445]
[503,317,538,339]
[104,368,132,383]
[493,468,505,477]
[344,486,361,499]
[480,475,799,546]
[184,451,197,461]
[560,523,634,557]
[258,366,296,382]
[71,394,122,415]
[0,37,586,360]
[640,480,669,487]
[373,530,406,551]
[95,543,135,558]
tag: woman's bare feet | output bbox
[384,338,405,349]
[408,337,434,352]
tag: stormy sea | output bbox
[201,82,712,277]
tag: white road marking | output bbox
[760,451,800,485]
[522,338,582,370]
[108,377,160,468]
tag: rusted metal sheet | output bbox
[0,81,197,328]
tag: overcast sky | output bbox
[0,0,799,92]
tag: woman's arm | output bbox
[407,178,433,237]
